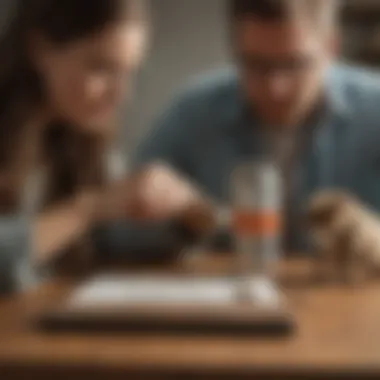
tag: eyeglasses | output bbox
[238,55,317,77]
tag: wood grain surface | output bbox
[0,257,379,379]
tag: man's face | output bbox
[235,18,337,128]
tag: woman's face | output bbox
[34,23,146,134]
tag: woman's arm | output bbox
[0,190,108,294]
[32,192,97,265]
[0,215,36,294]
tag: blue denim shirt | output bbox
[129,63,380,251]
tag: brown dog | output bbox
[306,190,380,285]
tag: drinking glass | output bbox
[230,159,283,280]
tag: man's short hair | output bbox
[230,0,341,26]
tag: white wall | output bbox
[124,0,229,150]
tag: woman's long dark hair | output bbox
[0,0,147,212]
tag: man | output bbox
[132,0,380,254]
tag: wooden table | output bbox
[1,257,380,379]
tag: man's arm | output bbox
[93,93,207,261]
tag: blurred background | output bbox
[125,0,230,149]
[125,0,380,151]
[1,0,380,150]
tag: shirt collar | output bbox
[323,64,351,121]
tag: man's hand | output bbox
[126,163,209,222]
[97,162,215,236]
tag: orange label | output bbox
[232,210,281,236]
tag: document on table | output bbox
[67,275,281,308]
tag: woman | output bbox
[0,0,212,293]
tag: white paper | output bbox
[68,275,280,308]
[246,277,281,306]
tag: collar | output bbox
[323,63,351,122]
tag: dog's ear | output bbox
[306,203,336,227]
[306,191,352,228]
